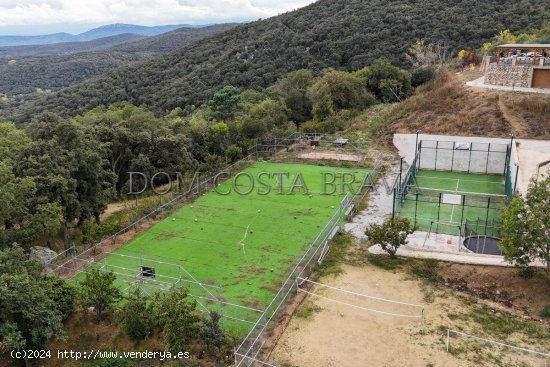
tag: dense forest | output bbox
[0,24,237,98]
[0,58,418,252]
[2,0,549,124]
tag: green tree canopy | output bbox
[365,217,415,259]
[0,245,74,364]
[79,269,122,321]
[501,176,550,278]
[354,60,412,102]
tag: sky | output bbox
[0,0,317,35]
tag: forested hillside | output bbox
[3,0,549,124]
[0,24,238,98]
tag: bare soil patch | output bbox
[437,263,550,320]
[297,151,364,162]
[269,264,463,367]
[268,247,550,367]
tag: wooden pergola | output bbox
[496,43,550,65]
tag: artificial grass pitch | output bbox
[397,170,507,234]
[84,162,369,334]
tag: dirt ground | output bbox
[268,264,465,367]
[297,151,364,162]
[437,263,550,318]
[267,258,550,367]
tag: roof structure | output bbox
[497,43,550,49]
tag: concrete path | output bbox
[344,168,398,239]
[466,77,550,95]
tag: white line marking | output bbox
[449,179,460,223]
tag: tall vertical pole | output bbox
[485,197,491,236]
[415,130,420,158]
[506,135,514,175]
[415,193,419,228]
[437,193,442,233]
[513,163,519,194]
[399,157,403,187]
[418,140,423,169]
[392,188,396,219]
[460,195,466,231]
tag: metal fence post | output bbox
[485,197,491,236]
[436,193,442,233]
[414,193,419,227]
[460,195,466,229]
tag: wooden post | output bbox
[496,48,500,64]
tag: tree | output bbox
[405,39,451,68]
[81,105,197,196]
[310,69,372,121]
[207,86,242,121]
[271,69,314,126]
[152,287,200,352]
[16,113,113,248]
[0,161,63,249]
[225,145,243,163]
[365,217,415,259]
[200,311,225,357]
[0,122,29,164]
[122,287,152,341]
[501,176,550,278]
[0,245,74,366]
[79,269,122,321]
[354,60,412,103]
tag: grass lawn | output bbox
[78,162,369,335]
[397,170,507,235]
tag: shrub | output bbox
[79,269,122,321]
[365,217,415,258]
[122,287,152,341]
[200,311,225,357]
[411,67,437,87]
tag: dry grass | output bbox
[389,72,514,138]
[500,93,550,139]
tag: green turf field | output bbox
[78,162,369,334]
[396,170,507,235]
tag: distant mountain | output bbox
[75,23,196,41]
[0,34,147,58]
[0,24,238,97]
[0,23,198,47]
[4,0,550,124]
[0,33,75,47]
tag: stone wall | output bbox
[484,64,533,88]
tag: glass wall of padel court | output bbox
[393,139,516,236]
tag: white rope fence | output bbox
[296,277,425,327]
[446,329,550,358]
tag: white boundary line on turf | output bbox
[414,187,507,198]
[417,175,503,185]
[449,179,460,223]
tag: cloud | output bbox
[0,0,316,28]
